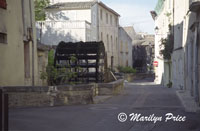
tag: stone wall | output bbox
[124,73,155,82]
[1,84,94,108]
[124,74,136,82]
[1,79,125,108]
[98,79,124,95]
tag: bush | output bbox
[40,50,79,86]
[117,66,137,74]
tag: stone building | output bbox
[0,0,39,86]
[36,0,120,69]
[123,26,154,72]
[152,0,200,108]
[151,0,173,85]
[118,27,132,67]
[187,0,200,107]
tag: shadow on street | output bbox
[9,77,200,131]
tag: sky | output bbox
[101,0,157,34]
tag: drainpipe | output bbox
[195,23,199,103]
[173,0,175,36]
[96,2,99,41]
[29,0,35,86]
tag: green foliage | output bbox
[167,81,173,88]
[34,0,49,21]
[40,50,80,86]
[160,33,174,60]
[70,55,77,63]
[165,12,171,17]
[48,49,54,66]
[117,66,137,74]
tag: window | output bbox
[111,35,113,52]
[101,32,103,41]
[120,41,123,52]
[116,37,118,51]
[24,43,31,78]
[93,12,96,26]
[0,32,7,44]
[100,9,103,20]
[107,34,109,51]
[126,60,128,66]
[126,42,128,53]
[106,13,108,24]
[0,0,7,9]
[110,15,112,25]
[115,18,118,26]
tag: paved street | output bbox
[10,78,200,131]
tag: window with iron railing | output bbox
[0,0,7,9]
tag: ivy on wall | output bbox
[160,33,174,60]
[34,0,49,21]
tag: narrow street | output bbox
[10,78,200,131]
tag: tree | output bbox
[34,0,49,21]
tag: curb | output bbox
[176,90,199,113]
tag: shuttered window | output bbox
[0,0,7,9]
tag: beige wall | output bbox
[98,5,119,69]
[118,27,132,67]
[0,0,38,86]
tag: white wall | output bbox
[46,9,91,22]
[38,8,93,45]
[49,0,95,5]
[36,21,91,45]
[118,27,132,67]
[98,4,119,69]
[39,0,120,69]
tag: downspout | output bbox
[197,24,200,104]
[173,0,175,36]
[96,2,99,41]
[195,23,199,103]
[29,0,35,86]
[172,0,175,87]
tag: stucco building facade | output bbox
[152,0,200,107]
[36,0,120,69]
[151,0,173,85]
[0,0,39,86]
[118,27,133,67]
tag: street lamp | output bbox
[155,26,159,35]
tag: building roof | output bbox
[150,11,157,20]
[46,1,96,10]
[123,26,137,40]
[45,1,120,16]
[119,27,132,41]
[98,1,120,16]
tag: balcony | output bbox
[189,0,200,12]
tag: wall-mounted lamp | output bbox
[155,26,159,35]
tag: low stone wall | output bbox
[1,84,94,108]
[124,74,136,82]
[0,79,125,108]
[98,79,124,95]
[124,73,155,82]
